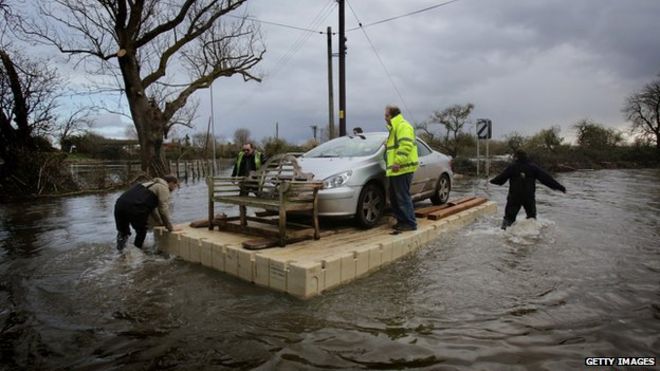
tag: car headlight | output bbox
[323,170,352,189]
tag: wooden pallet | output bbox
[414,196,476,217]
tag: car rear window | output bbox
[304,135,386,158]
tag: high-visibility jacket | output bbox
[385,114,418,177]
[232,150,263,177]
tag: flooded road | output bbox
[1,169,659,370]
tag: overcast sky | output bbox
[89,0,660,144]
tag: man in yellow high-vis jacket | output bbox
[231,142,264,177]
[384,105,419,234]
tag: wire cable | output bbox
[227,14,322,34]
[269,0,336,78]
[346,0,416,123]
[221,0,336,120]
[347,0,462,32]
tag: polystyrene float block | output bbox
[445,215,460,223]
[339,253,357,282]
[224,246,240,276]
[367,245,382,271]
[408,239,421,254]
[354,249,369,276]
[390,240,404,260]
[211,243,225,272]
[167,232,183,256]
[435,220,450,230]
[237,250,255,282]
[287,261,322,298]
[254,255,270,287]
[188,238,202,263]
[269,260,288,292]
[321,257,342,290]
[178,235,192,261]
[160,200,498,299]
[200,240,213,268]
[379,243,393,265]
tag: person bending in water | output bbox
[490,150,566,230]
[114,175,181,251]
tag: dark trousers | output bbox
[114,207,149,248]
[502,196,536,228]
[389,173,416,228]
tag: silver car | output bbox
[297,132,453,228]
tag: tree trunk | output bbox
[117,53,169,178]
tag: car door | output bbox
[411,140,434,195]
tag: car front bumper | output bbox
[317,186,359,216]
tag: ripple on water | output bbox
[1,169,660,369]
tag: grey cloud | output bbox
[159,1,660,143]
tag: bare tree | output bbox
[58,107,94,146]
[233,128,250,145]
[25,0,265,176]
[623,77,660,149]
[0,47,60,175]
[414,121,437,143]
[427,103,475,157]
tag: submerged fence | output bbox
[67,159,232,190]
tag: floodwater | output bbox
[1,169,659,370]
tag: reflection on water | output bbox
[1,169,659,369]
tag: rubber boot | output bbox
[116,232,129,251]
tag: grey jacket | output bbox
[141,178,174,231]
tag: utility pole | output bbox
[327,26,335,140]
[338,0,347,136]
[275,121,279,140]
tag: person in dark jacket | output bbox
[114,175,181,251]
[490,150,566,229]
[231,143,265,177]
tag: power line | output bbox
[347,0,462,32]
[269,0,336,77]
[346,0,416,123]
[227,14,323,34]
[222,1,336,118]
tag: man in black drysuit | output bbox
[114,175,180,250]
[489,150,566,230]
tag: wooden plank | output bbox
[255,210,278,217]
[243,233,320,250]
[243,238,279,250]
[215,221,281,238]
[427,197,488,220]
[192,213,228,228]
[414,196,477,217]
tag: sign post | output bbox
[476,119,492,178]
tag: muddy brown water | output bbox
[1,168,659,370]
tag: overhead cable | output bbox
[223,0,336,117]
[347,0,462,32]
[228,14,322,34]
[346,0,416,123]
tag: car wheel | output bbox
[355,182,385,228]
[430,173,450,205]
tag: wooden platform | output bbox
[154,200,497,299]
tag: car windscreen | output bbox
[304,135,385,158]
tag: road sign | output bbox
[476,119,492,139]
